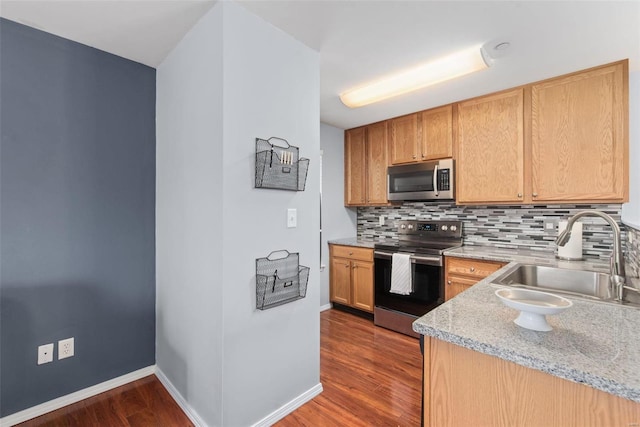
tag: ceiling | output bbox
[1,1,639,130]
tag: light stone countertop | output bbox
[413,247,640,403]
[327,237,377,249]
[444,245,610,273]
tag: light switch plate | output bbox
[287,208,297,228]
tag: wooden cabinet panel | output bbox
[444,256,506,301]
[330,256,351,306]
[329,245,374,313]
[344,123,389,206]
[428,338,640,427]
[352,261,374,312]
[366,121,389,204]
[331,245,373,262]
[531,62,627,202]
[420,105,453,160]
[444,275,477,301]
[446,257,504,279]
[344,127,367,205]
[389,113,419,164]
[456,88,525,204]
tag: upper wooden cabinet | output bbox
[389,113,419,164]
[420,105,453,160]
[346,60,628,206]
[344,126,366,205]
[345,122,389,206]
[456,88,525,204]
[530,62,628,202]
[366,122,389,204]
[389,107,453,164]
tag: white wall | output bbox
[156,5,224,425]
[622,71,639,230]
[157,2,320,426]
[320,123,357,307]
[220,3,320,425]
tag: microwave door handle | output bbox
[433,164,439,196]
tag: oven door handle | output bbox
[374,251,442,266]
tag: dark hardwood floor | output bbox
[16,375,193,427]
[276,309,423,427]
[16,309,422,426]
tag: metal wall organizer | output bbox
[255,137,309,191]
[256,250,309,310]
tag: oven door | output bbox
[374,251,444,317]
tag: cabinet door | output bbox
[420,105,453,160]
[531,62,627,202]
[366,121,389,204]
[344,127,367,205]
[330,257,352,306]
[456,89,525,204]
[444,275,477,302]
[389,113,419,164]
[352,261,374,312]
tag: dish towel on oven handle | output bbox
[390,253,412,295]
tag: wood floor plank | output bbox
[15,375,192,427]
[276,308,422,426]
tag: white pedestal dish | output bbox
[495,288,573,331]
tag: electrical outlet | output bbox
[38,343,54,365]
[58,337,74,360]
[544,220,557,230]
[379,215,385,226]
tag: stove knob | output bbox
[400,224,406,229]
[441,225,448,231]
[408,224,414,230]
[450,225,457,232]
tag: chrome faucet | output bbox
[555,210,626,301]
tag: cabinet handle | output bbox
[344,264,350,268]
[412,155,417,159]
[352,264,357,269]
[349,251,353,255]
[517,193,523,198]
[470,267,476,272]
[447,280,452,285]
[532,193,538,197]
[421,153,425,158]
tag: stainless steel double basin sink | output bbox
[492,264,640,308]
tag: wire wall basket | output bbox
[255,137,309,191]
[256,250,309,310]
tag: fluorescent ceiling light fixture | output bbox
[340,45,492,108]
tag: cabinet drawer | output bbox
[331,245,373,262]
[446,257,505,279]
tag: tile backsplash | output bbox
[627,225,640,279]
[358,203,631,262]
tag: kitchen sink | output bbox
[492,264,640,308]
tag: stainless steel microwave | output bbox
[387,159,455,202]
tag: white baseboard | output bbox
[155,367,207,427]
[320,303,332,312]
[0,365,155,427]
[252,383,323,427]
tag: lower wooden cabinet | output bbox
[424,338,640,426]
[329,244,374,312]
[444,256,506,301]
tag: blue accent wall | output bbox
[0,18,156,416]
